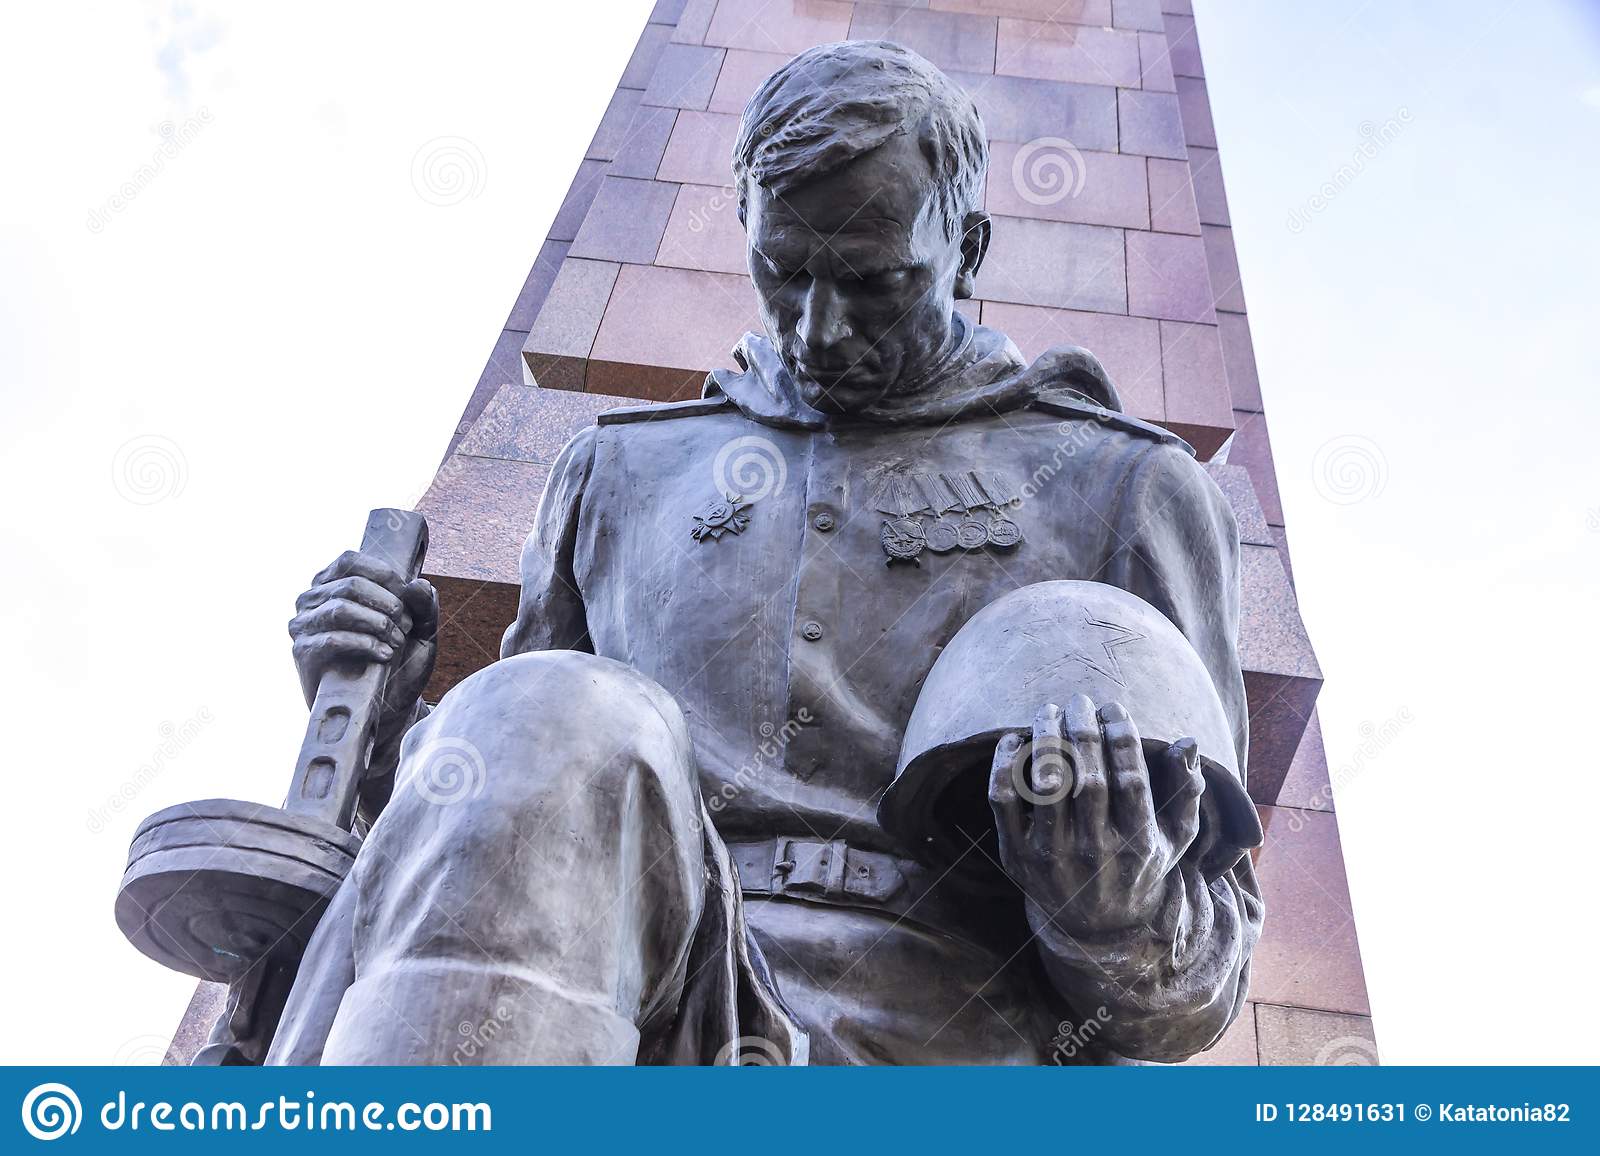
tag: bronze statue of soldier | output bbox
[265,41,1263,1065]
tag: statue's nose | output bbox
[797,280,853,352]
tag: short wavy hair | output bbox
[732,40,988,240]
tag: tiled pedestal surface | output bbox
[170,0,1373,1065]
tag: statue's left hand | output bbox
[988,694,1203,939]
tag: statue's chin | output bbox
[796,373,894,415]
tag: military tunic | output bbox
[501,323,1262,1063]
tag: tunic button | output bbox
[812,512,835,532]
[801,621,824,641]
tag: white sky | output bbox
[1,0,1596,1064]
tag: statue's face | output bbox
[744,132,986,414]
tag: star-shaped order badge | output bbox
[691,493,752,542]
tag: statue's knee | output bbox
[390,650,698,829]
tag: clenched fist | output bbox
[288,549,438,752]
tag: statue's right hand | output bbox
[288,550,438,735]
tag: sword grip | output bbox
[283,509,429,828]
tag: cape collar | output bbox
[703,315,1123,430]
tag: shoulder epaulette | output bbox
[597,394,737,426]
[1029,390,1196,458]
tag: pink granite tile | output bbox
[1118,88,1186,159]
[643,42,726,111]
[987,142,1149,229]
[997,19,1141,88]
[1160,319,1229,433]
[453,327,530,447]
[849,3,999,74]
[1147,157,1200,234]
[1112,0,1164,32]
[1203,223,1246,313]
[652,0,691,21]
[657,109,741,186]
[1250,806,1370,1016]
[1136,30,1175,92]
[504,239,571,332]
[1186,144,1229,225]
[548,158,609,242]
[621,22,673,88]
[609,104,679,179]
[1228,409,1283,525]
[980,301,1162,420]
[589,263,761,400]
[1160,0,1190,13]
[1180,1004,1258,1065]
[708,48,791,113]
[418,455,550,586]
[456,383,637,465]
[1127,229,1213,322]
[569,176,681,265]
[671,0,718,44]
[1204,461,1273,546]
[1273,708,1333,813]
[1218,310,1261,410]
[950,72,1119,151]
[522,258,620,391]
[978,216,1126,314]
[1256,1005,1377,1066]
[1175,74,1216,148]
[587,88,644,161]
[704,0,854,54]
[657,181,748,275]
[933,0,1111,23]
[1162,10,1204,77]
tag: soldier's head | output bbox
[734,41,990,414]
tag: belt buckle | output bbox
[773,837,849,898]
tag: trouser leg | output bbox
[276,650,706,1064]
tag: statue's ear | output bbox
[954,211,990,300]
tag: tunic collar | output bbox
[703,315,1124,430]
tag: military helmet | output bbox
[879,580,1261,881]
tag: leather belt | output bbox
[728,836,970,932]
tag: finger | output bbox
[1063,693,1108,832]
[987,731,1027,856]
[1029,702,1067,801]
[1100,702,1154,837]
[401,578,439,643]
[1157,737,1204,856]
[296,574,406,621]
[289,601,407,648]
[312,550,407,598]
[292,630,396,669]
